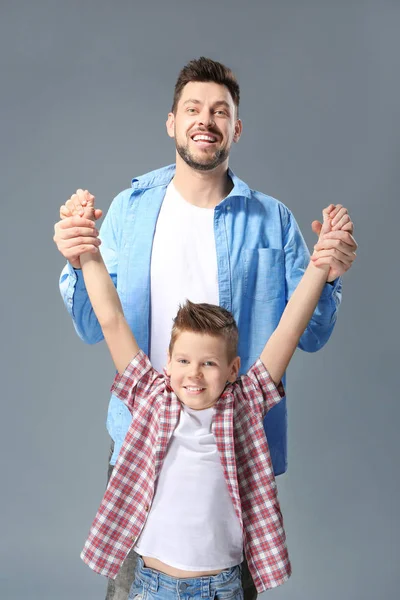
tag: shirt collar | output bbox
[131,164,251,202]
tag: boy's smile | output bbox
[166,330,240,410]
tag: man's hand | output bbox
[311,204,357,282]
[53,189,103,269]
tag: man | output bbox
[54,57,356,600]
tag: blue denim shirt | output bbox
[60,164,341,474]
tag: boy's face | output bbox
[166,331,240,410]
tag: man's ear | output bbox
[233,119,242,143]
[228,356,241,382]
[166,113,175,139]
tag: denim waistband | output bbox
[135,557,241,598]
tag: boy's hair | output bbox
[169,300,239,362]
[171,57,240,115]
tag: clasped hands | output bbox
[53,190,357,280]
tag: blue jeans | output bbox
[128,557,243,600]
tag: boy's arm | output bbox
[57,190,122,345]
[65,192,139,373]
[261,261,329,385]
[80,250,139,373]
[261,211,331,384]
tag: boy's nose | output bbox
[188,365,202,378]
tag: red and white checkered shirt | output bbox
[81,350,291,591]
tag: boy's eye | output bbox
[204,361,216,367]
[178,359,189,364]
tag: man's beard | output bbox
[176,141,230,172]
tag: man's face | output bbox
[166,331,240,410]
[166,81,242,172]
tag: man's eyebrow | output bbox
[182,99,231,110]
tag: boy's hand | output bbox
[311,204,357,282]
[53,189,102,269]
[61,189,103,222]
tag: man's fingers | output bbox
[312,256,350,272]
[311,248,355,265]
[311,220,322,236]
[321,230,357,250]
[57,216,96,230]
[313,238,357,259]
[61,226,99,239]
[61,236,102,249]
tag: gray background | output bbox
[1,1,399,599]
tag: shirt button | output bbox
[226,205,231,211]
[145,505,150,511]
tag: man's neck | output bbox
[172,157,233,208]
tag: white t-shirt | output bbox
[134,405,244,570]
[149,182,219,372]
[143,182,243,570]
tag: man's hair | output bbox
[171,57,240,114]
[169,300,239,362]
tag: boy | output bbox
[63,193,344,596]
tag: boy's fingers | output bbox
[341,221,354,232]
[331,207,348,227]
[60,205,72,219]
[332,214,351,231]
[329,204,343,220]
[76,189,88,206]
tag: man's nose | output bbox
[198,110,215,128]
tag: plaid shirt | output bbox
[81,350,291,591]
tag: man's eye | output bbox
[186,108,196,114]
[215,110,225,116]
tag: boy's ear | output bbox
[227,356,240,382]
[166,353,172,375]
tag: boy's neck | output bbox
[172,156,233,209]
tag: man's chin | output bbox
[177,146,228,172]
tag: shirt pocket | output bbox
[243,248,285,302]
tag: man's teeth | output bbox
[192,135,216,142]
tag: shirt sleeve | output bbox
[110,349,161,414]
[243,359,286,418]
